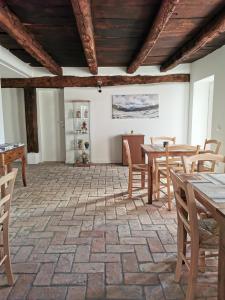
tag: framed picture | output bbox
[112,94,159,119]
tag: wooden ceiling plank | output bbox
[127,0,179,74]
[0,0,62,75]
[1,74,190,88]
[70,0,98,74]
[160,6,225,72]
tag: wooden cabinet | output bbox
[122,134,145,166]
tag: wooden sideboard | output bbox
[122,134,145,166]
[0,145,27,186]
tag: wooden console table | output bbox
[0,145,27,186]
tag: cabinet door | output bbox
[122,135,144,165]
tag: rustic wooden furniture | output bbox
[123,140,147,198]
[170,170,219,300]
[150,136,176,145]
[122,134,144,166]
[157,145,199,210]
[0,146,26,187]
[183,153,225,174]
[0,169,18,285]
[141,144,200,204]
[173,172,225,300]
[198,139,222,172]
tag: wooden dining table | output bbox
[141,144,198,204]
[176,172,225,300]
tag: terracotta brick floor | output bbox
[0,163,218,299]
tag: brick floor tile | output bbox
[12,263,40,274]
[120,237,146,245]
[66,287,86,300]
[33,263,55,286]
[72,262,104,273]
[122,253,139,272]
[147,236,165,252]
[106,245,134,253]
[28,287,67,300]
[75,245,90,262]
[91,238,105,252]
[87,273,105,299]
[52,273,87,285]
[106,285,143,299]
[13,246,33,263]
[140,262,174,273]
[135,245,152,262]
[55,253,74,273]
[106,262,123,284]
[144,285,165,300]
[124,272,159,285]
[159,273,185,299]
[90,253,120,262]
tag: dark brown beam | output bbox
[161,7,225,72]
[1,74,190,88]
[0,0,62,75]
[24,88,39,153]
[70,0,98,74]
[127,0,179,74]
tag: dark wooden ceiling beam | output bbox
[160,6,225,72]
[0,0,62,75]
[1,74,190,88]
[70,0,98,74]
[127,0,179,74]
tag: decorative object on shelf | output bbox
[81,121,87,133]
[84,141,90,149]
[112,94,159,119]
[65,100,91,165]
[76,110,81,118]
[78,139,83,150]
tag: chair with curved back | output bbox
[0,169,17,285]
[157,144,199,210]
[123,140,148,198]
[199,139,222,172]
[170,169,219,300]
[150,136,176,145]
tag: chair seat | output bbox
[132,164,148,171]
[199,218,219,249]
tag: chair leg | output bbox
[141,171,145,189]
[157,173,160,200]
[128,170,133,199]
[199,250,206,273]
[185,244,199,300]
[175,221,185,282]
[3,224,14,285]
[167,177,172,211]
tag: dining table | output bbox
[176,172,225,300]
[141,144,198,204]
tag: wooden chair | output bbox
[170,169,219,300]
[0,169,17,285]
[199,139,222,172]
[157,145,199,210]
[182,153,225,174]
[123,140,148,198]
[150,136,176,145]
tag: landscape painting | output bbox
[112,94,159,119]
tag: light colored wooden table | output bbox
[0,145,26,187]
[177,172,225,300]
[141,144,197,204]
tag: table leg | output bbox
[218,223,225,300]
[21,155,27,187]
[148,155,153,204]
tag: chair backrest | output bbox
[170,169,199,248]
[182,153,225,174]
[150,136,176,145]
[164,144,200,171]
[0,169,17,231]
[204,139,221,154]
[123,139,132,168]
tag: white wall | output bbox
[190,45,225,153]
[64,80,189,163]
[1,88,27,145]
[0,83,5,143]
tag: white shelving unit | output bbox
[65,100,91,165]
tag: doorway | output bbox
[191,75,214,146]
[37,89,65,162]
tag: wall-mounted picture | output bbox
[112,94,159,119]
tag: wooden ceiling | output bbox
[0,0,225,74]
